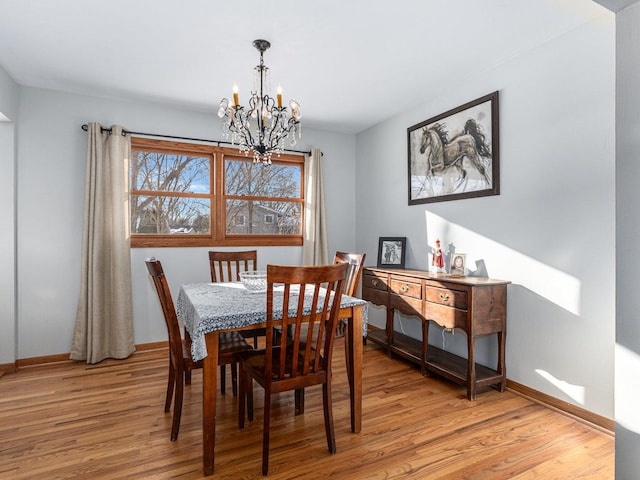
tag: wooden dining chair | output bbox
[145,257,252,441]
[288,251,367,415]
[208,250,265,348]
[238,263,348,476]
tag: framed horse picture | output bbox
[407,91,500,205]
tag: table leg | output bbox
[347,305,363,433]
[203,331,219,476]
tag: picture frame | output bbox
[407,91,500,205]
[377,237,406,269]
[449,253,466,277]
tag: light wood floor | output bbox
[0,340,613,479]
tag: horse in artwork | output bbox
[417,119,492,189]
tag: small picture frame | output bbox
[450,253,466,276]
[377,237,406,269]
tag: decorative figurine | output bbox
[432,238,445,273]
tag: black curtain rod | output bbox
[80,124,314,156]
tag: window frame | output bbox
[130,137,305,248]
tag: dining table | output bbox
[176,281,368,476]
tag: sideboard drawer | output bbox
[390,278,422,299]
[425,286,467,310]
[363,273,388,292]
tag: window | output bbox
[130,137,304,247]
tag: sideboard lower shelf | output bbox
[367,326,503,389]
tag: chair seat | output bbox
[239,346,323,381]
[219,331,254,356]
[181,331,251,366]
[181,338,203,368]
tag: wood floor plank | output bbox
[0,341,613,479]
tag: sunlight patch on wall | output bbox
[425,211,581,315]
[616,343,640,435]
[535,368,585,404]
[0,111,10,122]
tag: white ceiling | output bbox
[0,0,612,134]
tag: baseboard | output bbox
[3,341,169,373]
[507,379,614,434]
[0,362,16,375]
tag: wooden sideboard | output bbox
[362,267,510,400]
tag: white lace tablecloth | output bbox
[176,282,368,362]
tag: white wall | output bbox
[355,17,615,419]
[15,87,356,358]
[0,64,18,365]
[615,1,640,476]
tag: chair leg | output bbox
[322,381,337,454]
[294,388,305,415]
[184,369,192,385]
[231,362,238,396]
[170,369,184,441]
[239,367,246,429]
[247,375,254,422]
[262,392,272,476]
[220,364,226,394]
[165,360,176,413]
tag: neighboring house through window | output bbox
[130,137,304,247]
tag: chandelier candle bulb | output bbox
[277,84,283,107]
[232,83,239,106]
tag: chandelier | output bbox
[217,39,301,165]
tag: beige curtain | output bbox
[70,123,135,364]
[302,148,329,266]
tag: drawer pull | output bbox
[371,279,379,287]
[439,292,450,302]
[400,285,409,293]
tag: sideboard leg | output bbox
[467,332,476,401]
[497,330,506,392]
[421,319,430,377]
[385,308,394,358]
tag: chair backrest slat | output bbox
[209,250,258,282]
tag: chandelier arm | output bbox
[266,112,295,150]
[230,108,254,151]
